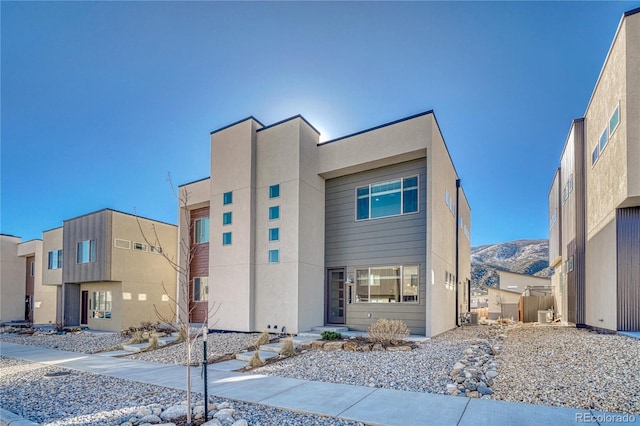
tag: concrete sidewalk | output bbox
[1,342,637,426]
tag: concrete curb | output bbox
[0,409,39,426]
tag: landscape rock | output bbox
[160,405,188,421]
[323,341,344,350]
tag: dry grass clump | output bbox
[252,330,270,350]
[248,351,265,368]
[127,330,146,344]
[279,338,296,357]
[368,318,410,346]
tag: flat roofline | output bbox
[209,116,264,136]
[178,176,210,188]
[18,238,42,244]
[583,8,637,115]
[318,110,434,145]
[63,208,177,228]
[256,114,321,136]
[43,225,64,234]
[0,233,21,238]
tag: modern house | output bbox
[1,209,179,332]
[549,7,640,332]
[179,110,471,337]
[0,235,56,325]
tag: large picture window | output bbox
[92,291,112,319]
[356,176,419,220]
[193,277,208,302]
[355,265,419,303]
[77,240,96,263]
[194,217,209,244]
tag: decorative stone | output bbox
[386,346,411,352]
[311,341,325,350]
[453,362,465,370]
[138,414,162,424]
[477,386,493,395]
[232,420,248,426]
[214,408,236,418]
[217,402,231,409]
[323,341,344,350]
[202,420,223,426]
[137,408,153,417]
[486,370,498,378]
[160,405,188,421]
[372,343,384,351]
[297,341,312,351]
[343,341,358,351]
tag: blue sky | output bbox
[1,1,637,246]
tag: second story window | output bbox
[222,212,232,225]
[77,240,96,264]
[194,217,210,244]
[269,206,280,220]
[356,176,419,221]
[48,249,63,270]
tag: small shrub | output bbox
[248,351,264,368]
[368,318,410,346]
[321,331,342,340]
[279,338,296,357]
[252,330,270,350]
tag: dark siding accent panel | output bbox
[566,239,585,325]
[617,207,640,331]
[62,210,110,283]
[64,283,81,326]
[324,159,427,333]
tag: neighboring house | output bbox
[497,270,551,295]
[486,287,520,321]
[179,110,471,337]
[549,7,640,332]
[0,235,56,325]
[58,209,178,332]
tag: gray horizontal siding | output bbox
[324,159,427,334]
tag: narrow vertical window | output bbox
[269,227,279,242]
[591,145,599,166]
[223,191,233,205]
[269,206,280,220]
[356,187,370,220]
[269,184,280,199]
[402,176,418,213]
[268,249,279,263]
[222,232,232,246]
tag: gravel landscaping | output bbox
[2,321,639,424]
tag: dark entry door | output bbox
[81,291,89,324]
[327,268,345,324]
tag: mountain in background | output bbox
[471,239,551,293]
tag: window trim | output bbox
[268,249,279,263]
[48,249,63,270]
[222,231,232,246]
[92,290,112,320]
[269,205,280,221]
[268,227,279,242]
[222,211,232,226]
[114,238,131,249]
[193,277,209,302]
[355,175,420,222]
[269,184,280,199]
[609,103,620,138]
[133,242,147,252]
[353,265,419,304]
[223,191,233,205]
[77,239,97,264]
[194,217,210,244]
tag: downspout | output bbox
[455,179,461,327]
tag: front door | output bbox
[81,291,89,324]
[327,268,345,324]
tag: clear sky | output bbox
[1,1,637,246]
